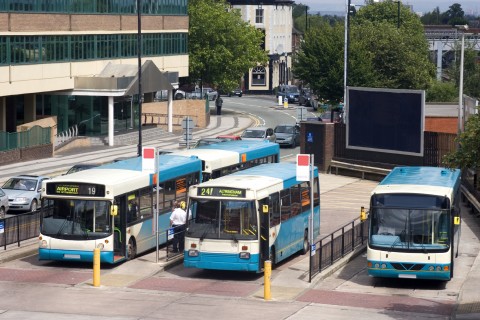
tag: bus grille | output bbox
[391,263,425,271]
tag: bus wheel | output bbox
[127,238,137,260]
[302,230,309,254]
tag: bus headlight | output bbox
[40,240,48,248]
[239,252,250,259]
[381,263,387,269]
[374,263,380,268]
[96,243,104,250]
[188,250,199,257]
[428,266,434,271]
[436,266,442,271]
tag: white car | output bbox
[0,187,9,218]
[2,175,50,212]
[241,127,276,143]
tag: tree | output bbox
[443,3,468,26]
[293,0,435,103]
[443,112,480,169]
[188,0,268,91]
[425,81,457,102]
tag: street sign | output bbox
[296,106,308,122]
[182,117,194,130]
[142,146,157,173]
[296,154,310,181]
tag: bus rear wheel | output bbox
[302,230,309,254]
[127,238,137,260]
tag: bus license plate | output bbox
[399,274,416,279]
[64,254,81,259]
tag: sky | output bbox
[299,1,480,15]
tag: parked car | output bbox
[298,88,319,110]
[276,85,300,103]
[190,87,218,101]
[274,124,300,148]
[228,88,243,97]
[1,175,50,212]
[0,187,9,218]
[216,135,241,141]
[65,163,99,175]
[240,127,276,143]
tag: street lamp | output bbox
[137,0,143,157]
[455,24,468,136]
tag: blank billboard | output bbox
[346,87,424,156]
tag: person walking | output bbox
[170,200,187,253]
[215,96,223,115]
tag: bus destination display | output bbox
[47,183,106,197]
[197,187,245,198]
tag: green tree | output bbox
[188,0,268,91]
[443,3,468,26]
[443,111,480,169]
[420,7,442,25]
[425,81,457,102]
[293,0,435,102]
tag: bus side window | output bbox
[269,192,280,226]
[280,189,291,221]
[290,185,301,217]
[139,187,152,220]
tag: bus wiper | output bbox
[200,223,213,241]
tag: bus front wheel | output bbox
[127,238,137,260]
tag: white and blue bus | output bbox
[39,154,203,264]
[172,140,280,181]
[184,162,320,272]
[367,166,461,281]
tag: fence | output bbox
[309,217,368,282]
[0,125,51,152]
[1,211,41,250]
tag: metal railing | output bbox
[309,217,368,282]
[1,211,41,250]
[0,126,51,152]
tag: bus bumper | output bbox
[39,248,115,264]
[184,252,261,272]
[367,260,451,280]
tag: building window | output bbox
[255,8,263,24]
[251,66,266,86]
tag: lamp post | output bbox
[343,0,350,103]
[284,52,288,85]
[137,0,143,157]
[455,24,468,136]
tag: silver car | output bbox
[0,187,9,218]
[2,175,50,212]
[241,127,276,143]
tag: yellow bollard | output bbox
[283,98,288,109]
[93,248,100,287]
[264,260,271,300]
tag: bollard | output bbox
[278,96,282,106]
[264,260,271,300]
[283,98,288,108]
[93,248,100,287]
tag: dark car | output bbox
[228,88,242,97]
[276,85,300,104]
[298,89,319,110]
[274,124,300,148]
[65,163,100,175]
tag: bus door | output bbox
[259,198,270,270]
[113,195,127,261]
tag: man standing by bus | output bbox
[170,200,187,252]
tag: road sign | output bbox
[182,117,194,130]
[296,154,310,181]
[296,107,308,122]
[142,146,157,173]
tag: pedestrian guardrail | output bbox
[1,211,41,250]
[309,217,368,282]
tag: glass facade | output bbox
[0,0,187,15]
[2,33,188,65]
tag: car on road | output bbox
[274,124,300,148]
[65,163,100,175]
[228,88,242,97]
[0,187,9,218]
[1,175,50,212]
[298,89,319,110]
[193,137,228,148]
[276,85,300,104]
[240,127,276,143]
[216,135,241,141]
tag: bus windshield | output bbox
[41,199,112,240]
[370,194,450,252]
[187,199,258,240]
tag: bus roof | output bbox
[192,163,318,193]
[373,166,461,196]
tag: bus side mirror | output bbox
[111,205,118,216]
[262,205,269,213]
[360,206,367,221]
